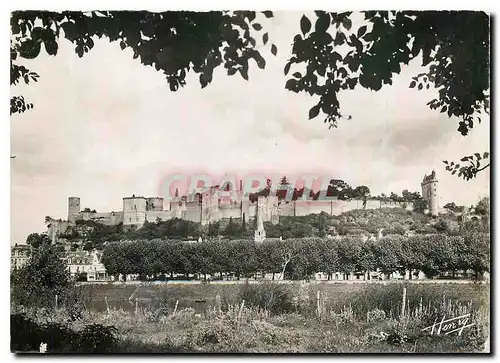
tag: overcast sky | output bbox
[10,12,490,244]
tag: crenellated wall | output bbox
[58,193,415,233]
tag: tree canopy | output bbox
[11,10,490,179]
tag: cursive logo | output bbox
[422,314,475,336]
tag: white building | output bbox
[65,249,109,281]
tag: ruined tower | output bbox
[68,197,81,223]
[421,170,439,216]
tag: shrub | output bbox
[367,308,387,323]
[11,243,74,310]
[238,282,295,315]
[10,313,118,353]
[73,324,118,353]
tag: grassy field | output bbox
[79,281,489,315]
[19,281,484,353]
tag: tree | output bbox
[241,213,247,234]
[12,11,489,181]
[25,232,51,249]
[402,190,422,202]
[413,197,428,214]
[11,241,74,309]
[207,221,220,237]
[11,10,276,115]
[285,11,489,179]
[352,185,370,209]
[324,179,352,200]
[474,197,490,216]
[443,202,457,212]
[224,217,242,238]
[353,185,370,199]
[373,236,404,277]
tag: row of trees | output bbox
[249,177,426,208]
[101,233,489,281]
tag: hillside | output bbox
[49,205,482,252]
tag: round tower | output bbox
[421,170,439,216]
[68,197,81,222]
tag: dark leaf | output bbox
[239,68,249,80]
[263,32,268,45]
[300,15,312,35]
[271,44,277,56]
[284,62,292,75]
[252,23,262,31]
[357,25,367,37]
[285,79,298,92]
[262,11,273,18]
[44,41,58,56]
[255,54,266,69]
[409,81,416,88]
[315,13,330,33]
[292,72,301,78]
[19,40,41,59]
[309,104,320,119]
[342,17,352,30]
[119,41,126,50]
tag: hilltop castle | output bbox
[48,178,427,242]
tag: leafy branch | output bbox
[443,152,489,181]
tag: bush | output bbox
[238,282,295,315]
[367,308,387,322]
[11,242,74,310]
[10,313,119,353]
[73,324,119,353]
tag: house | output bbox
[10,243,30,271]
[65,249,109,281]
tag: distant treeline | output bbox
[101,233,489,281]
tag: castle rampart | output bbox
[54,182,420,238]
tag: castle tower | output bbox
[146,197,164,211]
[68,197,81,223]
[254,196,266,243]
[421,170,439,216]
[201,187,220,225]
[123,195,147,226]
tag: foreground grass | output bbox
[15,282,490,353]
[80,281,489,314]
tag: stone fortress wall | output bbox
[51,186,414,240]
[47,172,446,240]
